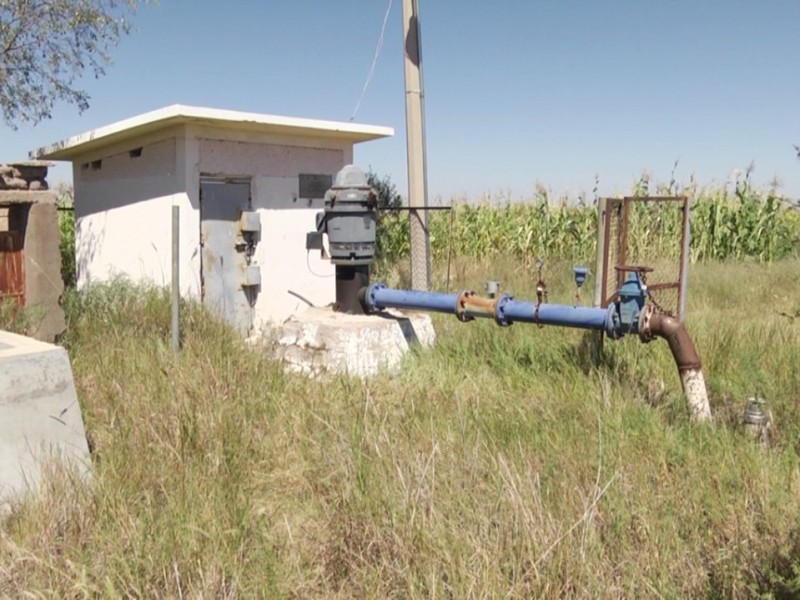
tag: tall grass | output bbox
[2,259,800,597]
[56,184,76,289]
[377,184,800,267]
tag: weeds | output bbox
[0,298,31,334]
[0,297,48,336]
[2,260,800,597]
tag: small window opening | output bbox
[129,147,143,158]
[81,163,89,170]
[91,160,102,170]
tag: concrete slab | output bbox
[0,331,90,513]
[271,306,435,378]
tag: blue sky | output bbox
[2,0,799,201]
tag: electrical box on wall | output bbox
[240,210,261,234]
[241,265,261,287]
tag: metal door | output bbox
[0,230,25,306]
[199,179,254,334]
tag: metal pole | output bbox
[678,197,691,321]
[591,197,608,364]
[171,205,180,353]
[402,0,431,290]
[593,197,607,309]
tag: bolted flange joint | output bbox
[493,294,514,327]
[638,304,656,344]
[361,282,386,314]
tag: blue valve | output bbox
[573,266,588,288]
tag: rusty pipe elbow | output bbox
[641,306,711,422]
[646,312,702,372]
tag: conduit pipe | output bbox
[362,281,712,422]
[494,296,609,330]
[640,306,711,422]
[363,284,614,330]
[362,284,629,337]
[361,287,462,314]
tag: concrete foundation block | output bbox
[271,306,435,378]
[0,331,90,513]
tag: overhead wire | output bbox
[349,0,393,121]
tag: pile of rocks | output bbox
[0,162,50,191]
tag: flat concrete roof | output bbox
[32,104,394,161]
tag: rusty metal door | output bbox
[199,179,253,334]
[0,230,25,306]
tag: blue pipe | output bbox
[365,282,618,334]
[495,295,608,330]
[364,283,461,314]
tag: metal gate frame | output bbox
[600,195,691,321]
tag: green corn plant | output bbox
[372,179,800,267]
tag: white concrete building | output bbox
[34,105,392,334]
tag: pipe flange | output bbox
[494,294,513,327]
[605,304,622,340]
[363,282,386,313]
[455,289,474,322]
[639,304,656,344]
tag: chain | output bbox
[638,269,674,317]
[648,292,673,317]
[534,258,547,327]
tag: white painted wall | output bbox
[72,135,191,291]
[72,125,359,328]
[195,135,352,326]
[250,175,334,328]
[75,192,177,287]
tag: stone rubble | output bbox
[0,162,50,191]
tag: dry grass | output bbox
[2,261,800,598]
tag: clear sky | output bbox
[2,0,799,201]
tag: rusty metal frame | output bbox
[0,231,25,307]
[600,195,690,321]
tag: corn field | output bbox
[376,186,800,266]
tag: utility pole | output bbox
[402,0,431,290]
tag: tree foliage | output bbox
[0,0,140,127]
[367,169,403,210]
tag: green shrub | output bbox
[56,184,76,289]
[0,297,32,334]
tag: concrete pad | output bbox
[271,306,435,378]
[0,331,90,513]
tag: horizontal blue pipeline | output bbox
[365,284,609,331]
[366,286,461,314]
[496,297,607,330]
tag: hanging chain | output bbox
[534,258,548,327]
[638,269,673,317]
